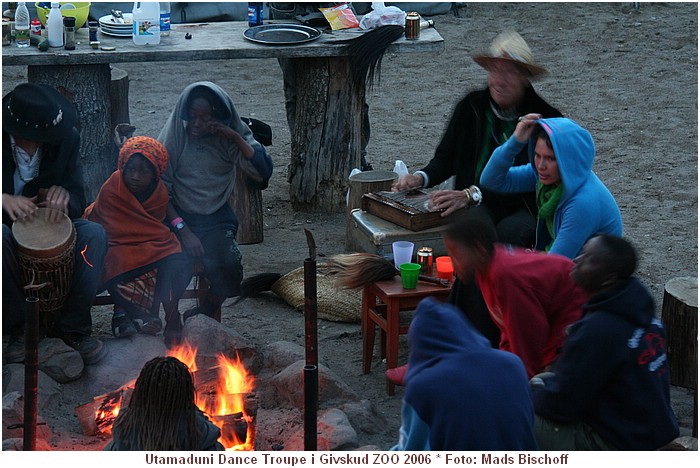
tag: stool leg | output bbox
[385,300,400,396]
[362,288,376,374]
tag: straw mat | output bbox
[270,263,362,323]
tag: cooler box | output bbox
[346,209,447,257]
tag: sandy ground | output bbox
[2,2,698,452]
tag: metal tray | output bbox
[243,24,321,45]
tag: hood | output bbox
[158,81,261,160]
[405,297,492,384]
[528,117,595,201]
[583,277,655,327]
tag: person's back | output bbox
[392,298,537,451]
[531,235,679,450]
[476,244,587,377]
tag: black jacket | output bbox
[422,86,562,213]
[2,128,86,225]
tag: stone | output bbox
[263,341,305,371]
[340,399,388,435]
[2,364,61,410]
[2,391,54,442]
[183,314,263,374]
[38,338,84,383]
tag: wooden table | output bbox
[3,21,445,214]
[362,274,451,395]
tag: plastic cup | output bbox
[392,241,415,269]
[399,263,421,289]
[435,256,454,282]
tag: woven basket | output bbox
[271,263,362,323]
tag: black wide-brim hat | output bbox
[3,83,78,143]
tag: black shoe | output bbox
[3,334,26,364]
[111,312,137,338]
[130,310,162,335]
[62,333,107,365]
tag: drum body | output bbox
[12,208,76,315]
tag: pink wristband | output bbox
[170,217,184,228]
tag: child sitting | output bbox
[84,136,191,347]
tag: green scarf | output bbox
[536,181,564,252]
[475,107,517,184]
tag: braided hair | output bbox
[111,356,202,450]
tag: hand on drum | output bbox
[2,193,39,222]
[430,189,471,217]
[37,186,70,215]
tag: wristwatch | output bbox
[174,221,186,232]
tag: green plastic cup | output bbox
[400,263,421,289]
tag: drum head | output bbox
[12,208,75,257]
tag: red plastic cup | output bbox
[435,256,454,282]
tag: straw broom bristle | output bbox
[328,253,398,289]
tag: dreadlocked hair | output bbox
[328,253,398,289]
[343,25,405,92]
[111,356,202,450]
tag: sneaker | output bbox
[111,313,137,338]
[131,310,162,335]
[386,364,408,386]
[62,333,107,365]
[3,334,26,364]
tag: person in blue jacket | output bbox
[530,235,680,450]
[480,115,622,259]
[391,298,537,451]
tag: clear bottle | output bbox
[14,1,30,48]
[47,1,64,48]
[159,2,171,36]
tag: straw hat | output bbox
[2,83,77,143]
[472,30,547,78]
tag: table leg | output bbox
[289,56,365,213]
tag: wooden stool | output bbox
[362,275,451,395]
[661,276,698,437]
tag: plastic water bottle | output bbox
[132,2,160,45]
[159,2,171,36]
[14,2,30,48]
[248,2,264,27]
[47,1,64,48]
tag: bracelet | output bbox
[170,217,184,228]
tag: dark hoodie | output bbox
[531,277,680,450]
[392,298,537,451]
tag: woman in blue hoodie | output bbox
[480,115,622,259]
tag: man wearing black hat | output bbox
[3,83,108,365]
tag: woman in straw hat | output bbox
[2,83,108,365]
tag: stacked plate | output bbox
[98,13,133,38]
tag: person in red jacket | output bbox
[443,209,588,378]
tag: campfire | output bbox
[76,341,257,450]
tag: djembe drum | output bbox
[12,207,76,317]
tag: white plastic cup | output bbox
[392,241,415,269]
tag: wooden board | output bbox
[361,192,447,231]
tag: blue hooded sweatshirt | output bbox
[480,118,622,259]
[391,298,537,451]
[531,277,680,450]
